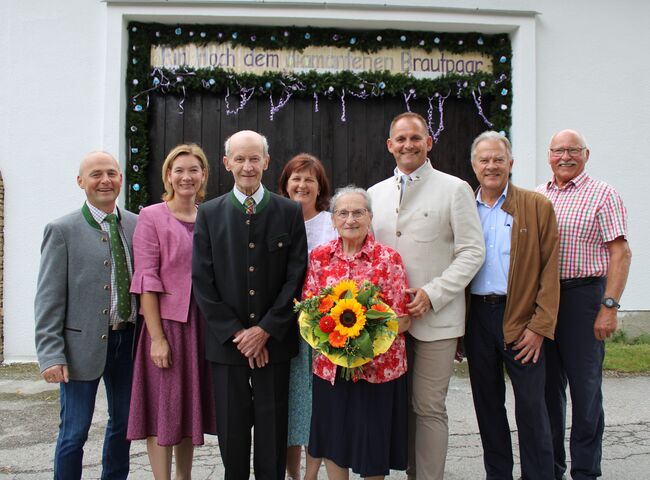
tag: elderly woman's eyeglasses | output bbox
[549,147,586,157]
[334,209,368,220]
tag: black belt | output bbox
[111,322,134,331]
[560,276,601,289]
[472,294,507,305]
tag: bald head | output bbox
[77,151,123,213]
[224,130,269,159]
[549,129,588,149]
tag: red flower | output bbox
[318,295,335,313]
[371,303,389,312]
[319,315,335,333]
[328,330,347,348]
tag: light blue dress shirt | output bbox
[470,185,512,295]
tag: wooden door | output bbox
[146,92,490,204]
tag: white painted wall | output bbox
[1,0,647,362]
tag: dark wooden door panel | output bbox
[146,92,491,204]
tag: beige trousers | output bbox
[407,336,457,480]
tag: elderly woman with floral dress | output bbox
[303,186,411,480]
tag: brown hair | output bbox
[278,153,331,212]
[389,112,429,138]
[161,143,209,202]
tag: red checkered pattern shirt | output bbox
[537,172,627,280]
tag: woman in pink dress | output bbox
[128,144,216,479]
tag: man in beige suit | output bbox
[368,112,485,480]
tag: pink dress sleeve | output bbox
[129,207,166,294]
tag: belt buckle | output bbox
[111,322,128,331]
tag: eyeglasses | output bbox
[549,147,586,157]
[334,208,368,220]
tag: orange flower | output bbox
[318,295,335,313]
[328,330,348,348]
[371,303,389,312]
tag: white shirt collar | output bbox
[394,159,429,181]
[232,184,265,205]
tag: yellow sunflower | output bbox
[331,298,366,338]
[331,279,359,301]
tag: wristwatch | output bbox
[601,297,620,309]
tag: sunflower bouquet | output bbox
[293,279,399,380]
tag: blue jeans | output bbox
[54,326,134,480]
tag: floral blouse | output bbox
[303,235,410,384]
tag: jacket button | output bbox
[249,242,255,249]
[102,308,109,315]
[102,237,108,243]
[103,284,110,290]
[249,313,256,319]
[396,231,402,237]
[278,241,283,248]
[245,219,251,225]
[249,289,255,296]
[101,334,108,340]
[249,266,255,272]
[395,208,399,213]
[103,260,110,267]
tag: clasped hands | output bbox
[233,326,270,369]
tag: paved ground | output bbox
[1,363,649,479]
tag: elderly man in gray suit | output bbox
[35,151,138,480]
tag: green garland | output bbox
[126,22,512,211]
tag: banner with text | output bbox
[151,43,492,78]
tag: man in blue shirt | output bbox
[466,131,560,480]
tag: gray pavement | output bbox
[1,364,649,479]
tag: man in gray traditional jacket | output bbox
[34,151,138,480]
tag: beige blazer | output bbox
[369,161,485,341]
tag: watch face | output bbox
[603,297,619,308]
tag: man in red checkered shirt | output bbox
[537,129,632,480]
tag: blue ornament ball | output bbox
[134,105,143,112]
[477,37,484,45]
[378,81,386,89]
[434,37,440,44]
[209,78,216,85]
[175,27,182,35]
[270,35,276,41]
[400,35,407,42]
[132,183,141,192]
[200,32,206,38]
[153,77,160,85]
[132,58,138,65]
[232,32,238,39]
[265,81,272,89]
[499,55,507,63]
[131,26,137,32]
[131,147,139,154]
[349,37,357,45]
[501,88,508,96]
[304,33,311,40]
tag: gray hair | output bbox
[470,131,512,162]
[224,131,270,158]
[330,185,373,213]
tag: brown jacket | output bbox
[473,183,560,343]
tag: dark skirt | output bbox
[308,373,408,477]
